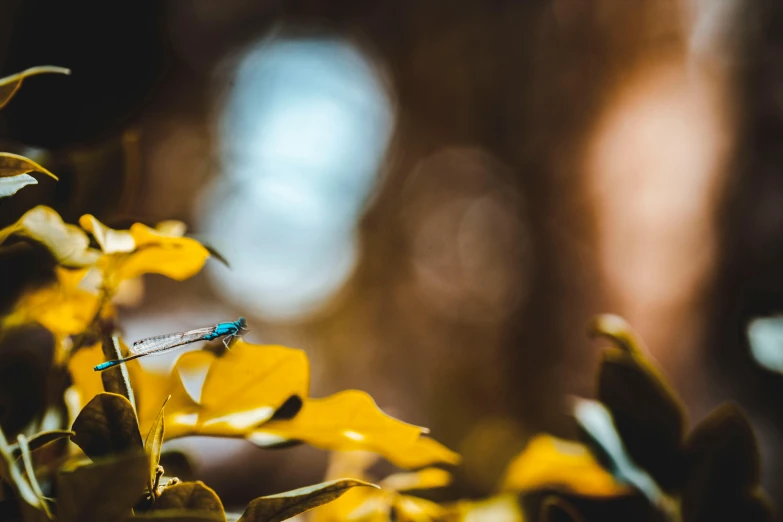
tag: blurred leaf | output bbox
[248,390,459,469]
[380,468,452,492]
[79,214,135,254]
[0,174,37,198]
[538,497,583,522]
[78,215,210,290]
[0,66,70,110]
[0,425,42,512]
[146,395,170,496]
[573,398,664,508]
[57,452,148,522]
[71,392,143,459]
[392,495,448,522]
[0,206,100,267]
[153,481,225,519]
[120,223,210,282]
[16,435,51,519]
[681,403,766,522]
[597,348,686,490]
[501,434,628,498]
[3,267,100,338]
[129,514,225,522]
[238,479,378,522]
[202,244,230,269]
[588,315,646,356]
[8,430,73,460]
[442,494,523,522]
[0,153,58,181]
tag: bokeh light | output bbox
[198,38,395,320]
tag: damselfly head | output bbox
[237,317,248,329]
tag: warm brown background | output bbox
[1,0,782,510]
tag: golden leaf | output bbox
[4,267,101,337]
[119,222,210,282]
[0,206,100,267]
[0,152,58,180]
[380,468,452,492]
[501,434,628,497]
[159,341,309,438]
[443,495,523,522]
[79,214,135,254]
[247,390,458,469]
[0,65,70,110]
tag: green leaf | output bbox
[0,174,37,198]
[237,479,379,522]
[682,403,765,522]
[153,481,225,519]
[146,395,171,496]
[8,430,74,460]
[0,153,58,181]
[597,349,686,490]
[538,496,583,522]
[0,66,70,110]
[71,392,143,460]
[57,452,148,522]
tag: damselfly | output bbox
[94,317,247,372]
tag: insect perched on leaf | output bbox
[94,317,248,371]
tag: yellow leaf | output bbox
[162,341,309,438]
[501,434,628,498]
[392,495,447,522]
[0,152,58,181]
[247,390,456,469]
[0,206,100,267]
[5,267,100,337]
[443,494,523,522]
[380,468,452,492]
[117,223,210,282]
[78,214,135,254]
[0,65,70,110]
[393,436,461,469]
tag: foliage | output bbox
[0,67,776,522]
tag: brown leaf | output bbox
[682,403,765,522]
[538,497,584,522]
[57,452,148,522]
[238,479,378,522]
[71,392,143,460]
[597,348,686,490]
[153,481,225,518]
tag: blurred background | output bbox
[1,0,783,511]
